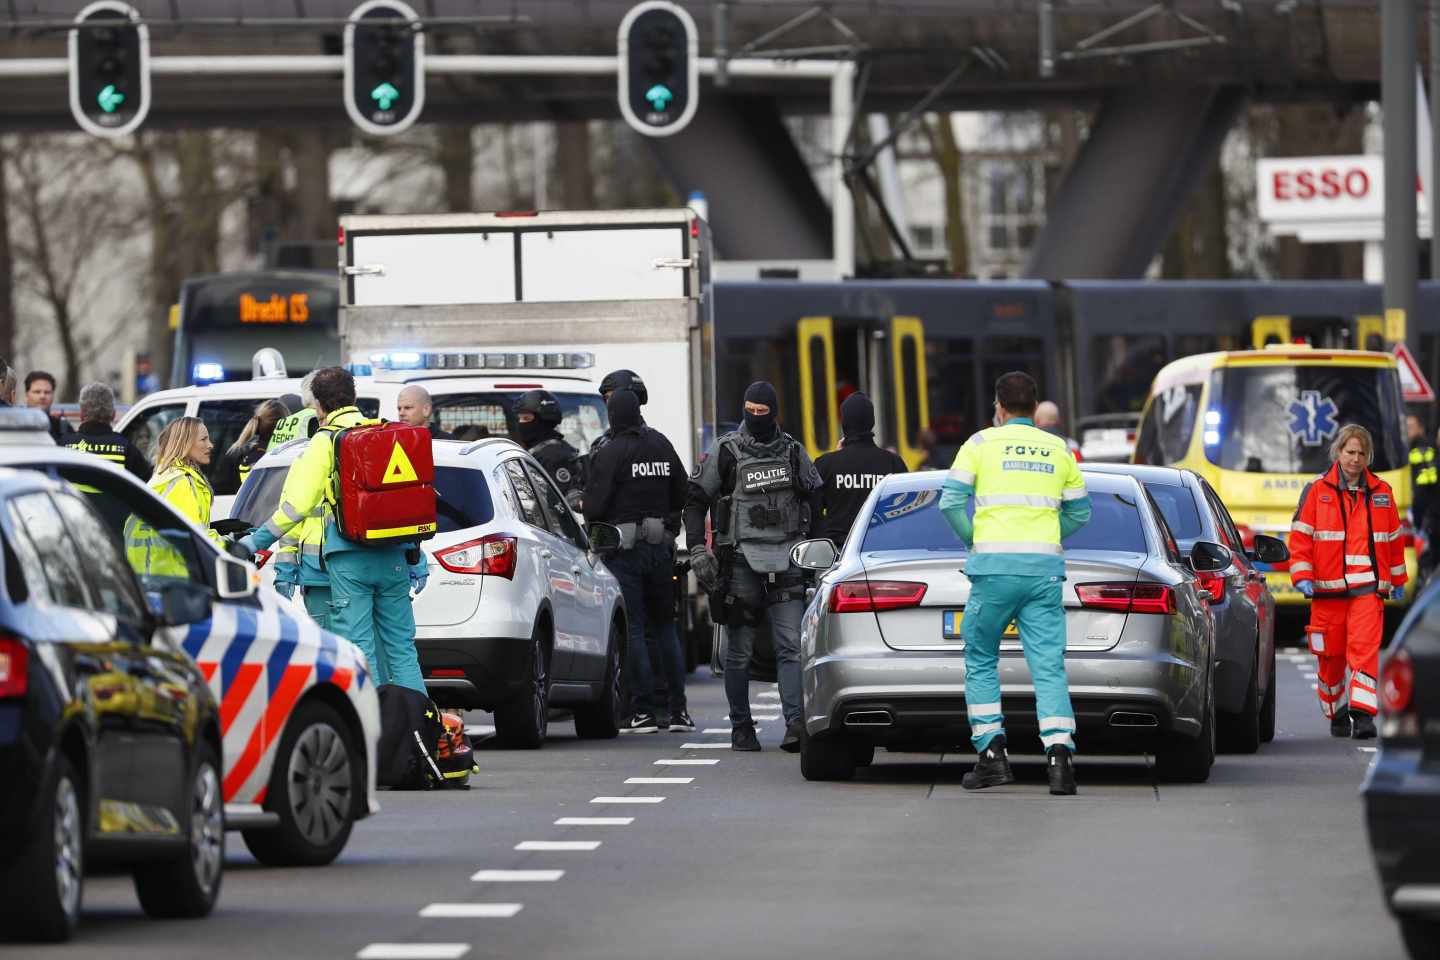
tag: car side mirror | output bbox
[1189,540,1232,574]
[587,522,623,553]
[1248,534,1289,565]
[156,581,214,627]
[790,538,838,571]
[215,553,258,600]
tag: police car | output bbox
[117,349,609,520]
[0,415,380,868]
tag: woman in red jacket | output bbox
[1289,424,1407,738]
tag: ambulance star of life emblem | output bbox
[1287,390,1339,448]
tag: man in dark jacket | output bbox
[515,390,584,509]
[815,393,908,547]
[24,370,73,442]
[60,382,150,480]
[1412,414,1440,578]
[398,384,454,440]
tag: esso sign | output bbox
[1256,155,1423,225]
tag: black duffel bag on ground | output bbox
[376,684,445,790]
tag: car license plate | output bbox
[942,611,1019,641]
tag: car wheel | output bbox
[134,740,223,919]
[242,701,359,867]
[1259,647,1277,744]
[0,755,84,942]
[575,620,625,739]
[1156,670,1216,784]
[1219,647,1262,754]
[495,625,550,749]
[800,729,856,782]
[851,741,876,768]
[1400,915,1440,959]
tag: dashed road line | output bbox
[419,904,523,919]
[357,946,470,960]
[1358,746,1378,753]
[758,691,781,699]
[625,777,694,784]
[655,758,719,766]
[681,742,731,749]
[702,727,732,734]
[515,840,601,851]
[591,796,665,804]
[555,817,633,826]
[752,714,780,721]
[470,870,565,882]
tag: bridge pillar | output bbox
[1024,85,1246,279]
[647,94,832,261]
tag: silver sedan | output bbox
[794,469,1224,783]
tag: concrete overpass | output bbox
[0,1,1401,276]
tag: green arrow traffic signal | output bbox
[370,82,400,110]
[644,83,673,111]
[96,83,125,114]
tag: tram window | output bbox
[717,336,795,428]
[1093,334,1166,414]
[925,339,975,451]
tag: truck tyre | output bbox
[496,626,550,749]
[575,621,625,739]
[243,700,359,867]
[0,755,84,941]
[134,740,223,919]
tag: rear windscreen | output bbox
[861,487,1147,555]
[430,392,607,451]
[1141,481,1202,541]
[230,464,491,535]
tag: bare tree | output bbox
[0,142,13,366]
[921,113,969,276]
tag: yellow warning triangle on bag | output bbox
[382,442,419,485]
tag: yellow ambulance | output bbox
[1132,345,1414,610]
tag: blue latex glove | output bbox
[1296,581,1314,598]
[1392,586,1405,603]
[411,573,428,596]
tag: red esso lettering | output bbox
[1295,170,1317,199]
[1273,171,1292,200]
[1345,168,1369,198]
[1320,169,1342,199]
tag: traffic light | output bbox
[68,1,149,139]
[618,1,698,138]
[345,0,425,136]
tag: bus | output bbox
[170,269,340,387]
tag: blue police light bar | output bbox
[1203,408,1222,448]
[368,350,595,372]
[193,362,225,383]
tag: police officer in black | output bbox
[686,381,823,752]
[514,390,585,509]
[61,382,150,480]
[815,392,908,547]
[589,369,649,458]
[584,389,692,734]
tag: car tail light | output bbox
[0,634,27,698]
[429,668,466,679]
[254,549,272,569]
[1193,570,1226,603]
[829,580,927,613]
[436,534,517,579]
[1076,582,1176,615]
[1380,649,1418,740]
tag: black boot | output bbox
[1350,709,1377,740]
[1330,711,1353,738]
[1046,745,1078,796]
[732,723,761,752]
[962,736,1015,790]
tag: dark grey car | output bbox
[1085,464,1288,753]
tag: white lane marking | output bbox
[1311,683,1319,690]
[357,946,470,960]
[470,870,564,882]
[1358,746,1378,753]
[419,904,522,919]
[515,840,601,851]
[464,725,495,738]
[752,715,780,721]
[702,727,735,734]
[655,758,719,766]
[625,777,694,784]
[555,817,633,826]
[1302,672,1318,679]
[757,691,781,699]
[681,742,731,749]
[591,796,665,804]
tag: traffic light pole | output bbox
[1382,0,1418,354]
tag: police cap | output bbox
[599,369,647,406]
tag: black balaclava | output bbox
[743,381,779,442]
[607,388,642,433]
[840,392,875,443]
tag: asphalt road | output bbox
[13,651,1408,960]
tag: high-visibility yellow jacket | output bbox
[126,459,223,577]
[939,417,1092,578]
[251,406,366,558]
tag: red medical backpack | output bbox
[330,422,437,546]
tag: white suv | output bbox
[231,436,627,748]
